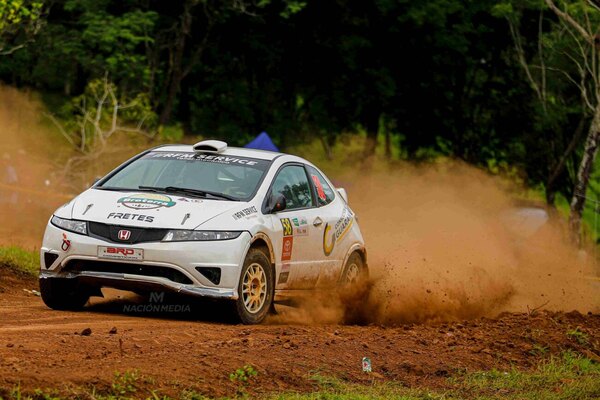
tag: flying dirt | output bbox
[271,163,600,325]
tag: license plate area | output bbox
[97,246,144,260]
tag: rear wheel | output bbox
[39,278,90,311]
[234,248,273,324]
[341,252,367,286]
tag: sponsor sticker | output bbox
[280,218,293,236]
[294,226,308,236]
[176,197,203,203]
[278,271,290,284]
[323,206,354,256]
[117,194,176,210]
[108,212,154,223]
[282,237,293,261]
[232,206,258,220]
[98,246,144,260]
[146,152,264,167]
[311,175,326,201]
[278,263,291,284]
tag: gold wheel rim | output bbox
[346,263,360,284]
[242,263,267,314]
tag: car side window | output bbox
[307,166,335,206]
[271,165,315,210]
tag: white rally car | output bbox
[40,140,367,324]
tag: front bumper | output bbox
[39,270,237,299]
[40,222,251,300]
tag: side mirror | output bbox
[269,194,286,213]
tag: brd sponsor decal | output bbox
[323,206,354,256]
[117,193,176,210]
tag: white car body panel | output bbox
[40,144,367,301]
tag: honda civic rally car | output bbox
[40,140,367,324]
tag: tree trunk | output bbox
[569,106,600,245]
[320,135,334,161]
[159,1,194,126]
[546,116,586,206]
[363,112,380,159]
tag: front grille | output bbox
[88,222,168,244]
[64,260,193,284]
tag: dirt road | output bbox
[1,269,599,398]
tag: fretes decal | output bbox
[117,194,176,210]
[323,206,354,256]
[108,212,154,222]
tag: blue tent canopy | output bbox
[244,131,279,152]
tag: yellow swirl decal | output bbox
[323,223,335,256]
[322,206,354,256]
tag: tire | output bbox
[233,248,274,324]
[39,278,90,311]
[340,252,367,286]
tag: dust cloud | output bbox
[0,85,71,248]
[0,85,597,325]
[272,162,600,325]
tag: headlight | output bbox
[51,216,87,235]
[162,230,242,242]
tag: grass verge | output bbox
[0,246,38,277]
[2,352,598,400]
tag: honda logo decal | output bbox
[118,230,131,241]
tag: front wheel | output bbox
[233,248,274,324]
[39,278,90,311]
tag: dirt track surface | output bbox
[1,270,599,398]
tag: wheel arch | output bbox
[248,233,275,267]
[341,243,368,279]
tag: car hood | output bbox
[68,189,242,229]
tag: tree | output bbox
[542,0,600,243]
[0,0,44,55]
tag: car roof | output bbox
[153,144,284,161]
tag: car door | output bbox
[306,165,350,287]
[267,164,323,289]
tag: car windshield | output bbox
[98,151,272,201]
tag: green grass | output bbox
[451,351,600,400]
[2,352,598,400]
[0,245,39,276]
